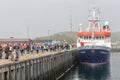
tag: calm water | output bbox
[61,52,120,80]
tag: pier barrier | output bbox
[0,50,78,80]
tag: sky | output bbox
[0,0,119,38]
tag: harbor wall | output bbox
[0,50,78,80]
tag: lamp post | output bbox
[48,30,50,41]
[27,26,29,40]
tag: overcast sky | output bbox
[0,0,119,38]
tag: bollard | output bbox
[23,55,28,60]
[37,53,41,57]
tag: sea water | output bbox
[61,52,120,80]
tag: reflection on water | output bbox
[61,53,120,80]
[61,64,110,80]
[78,64,110,80]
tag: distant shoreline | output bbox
[111,49,120,52]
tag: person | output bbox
[41,45,44,53]
[9,45,13,56]
[31,44,36,53]
[26,44,30,54]
[20,44,25,55]
[13,44,20,60]
[5,44,10,59]
[36,44,40,53]
[0,44,3,59]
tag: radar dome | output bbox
[79,23,82,27]
[105,21,109,25]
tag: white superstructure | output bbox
[77,6,111,48]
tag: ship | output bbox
[77,5,111,66]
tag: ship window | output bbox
[87,36,89,39]
[89,36,91,39]
[104,37,106,40]
[99,36,101,39]
[84,36,86,39]
[97,36,100,39]
[85,36,87,39]
[96,36,99,39]
[86,36,88,39]
[80,36,82,39]
[102,36,104,39]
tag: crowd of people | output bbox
[0,42,76,60]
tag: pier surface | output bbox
[0,50,77,80]
[0,51,60,66]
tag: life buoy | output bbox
[80,42,84,46]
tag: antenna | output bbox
[79,23,82,32]
[48,30,50,41]
[69,8,72,32]
[27,25,29,39]
[89,0,95,5]
[105,21,109,25]
[27,25,30,45]
[69,0,72,32]
[70,8,72,32]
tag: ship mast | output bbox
[88,1,101,44]
[70,8,72,32]
[88,1,101,32]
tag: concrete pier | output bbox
[0,50,78,80]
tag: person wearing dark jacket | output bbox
[0,44,3,59]
[26,45,30,54]
[5,44,10,59]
